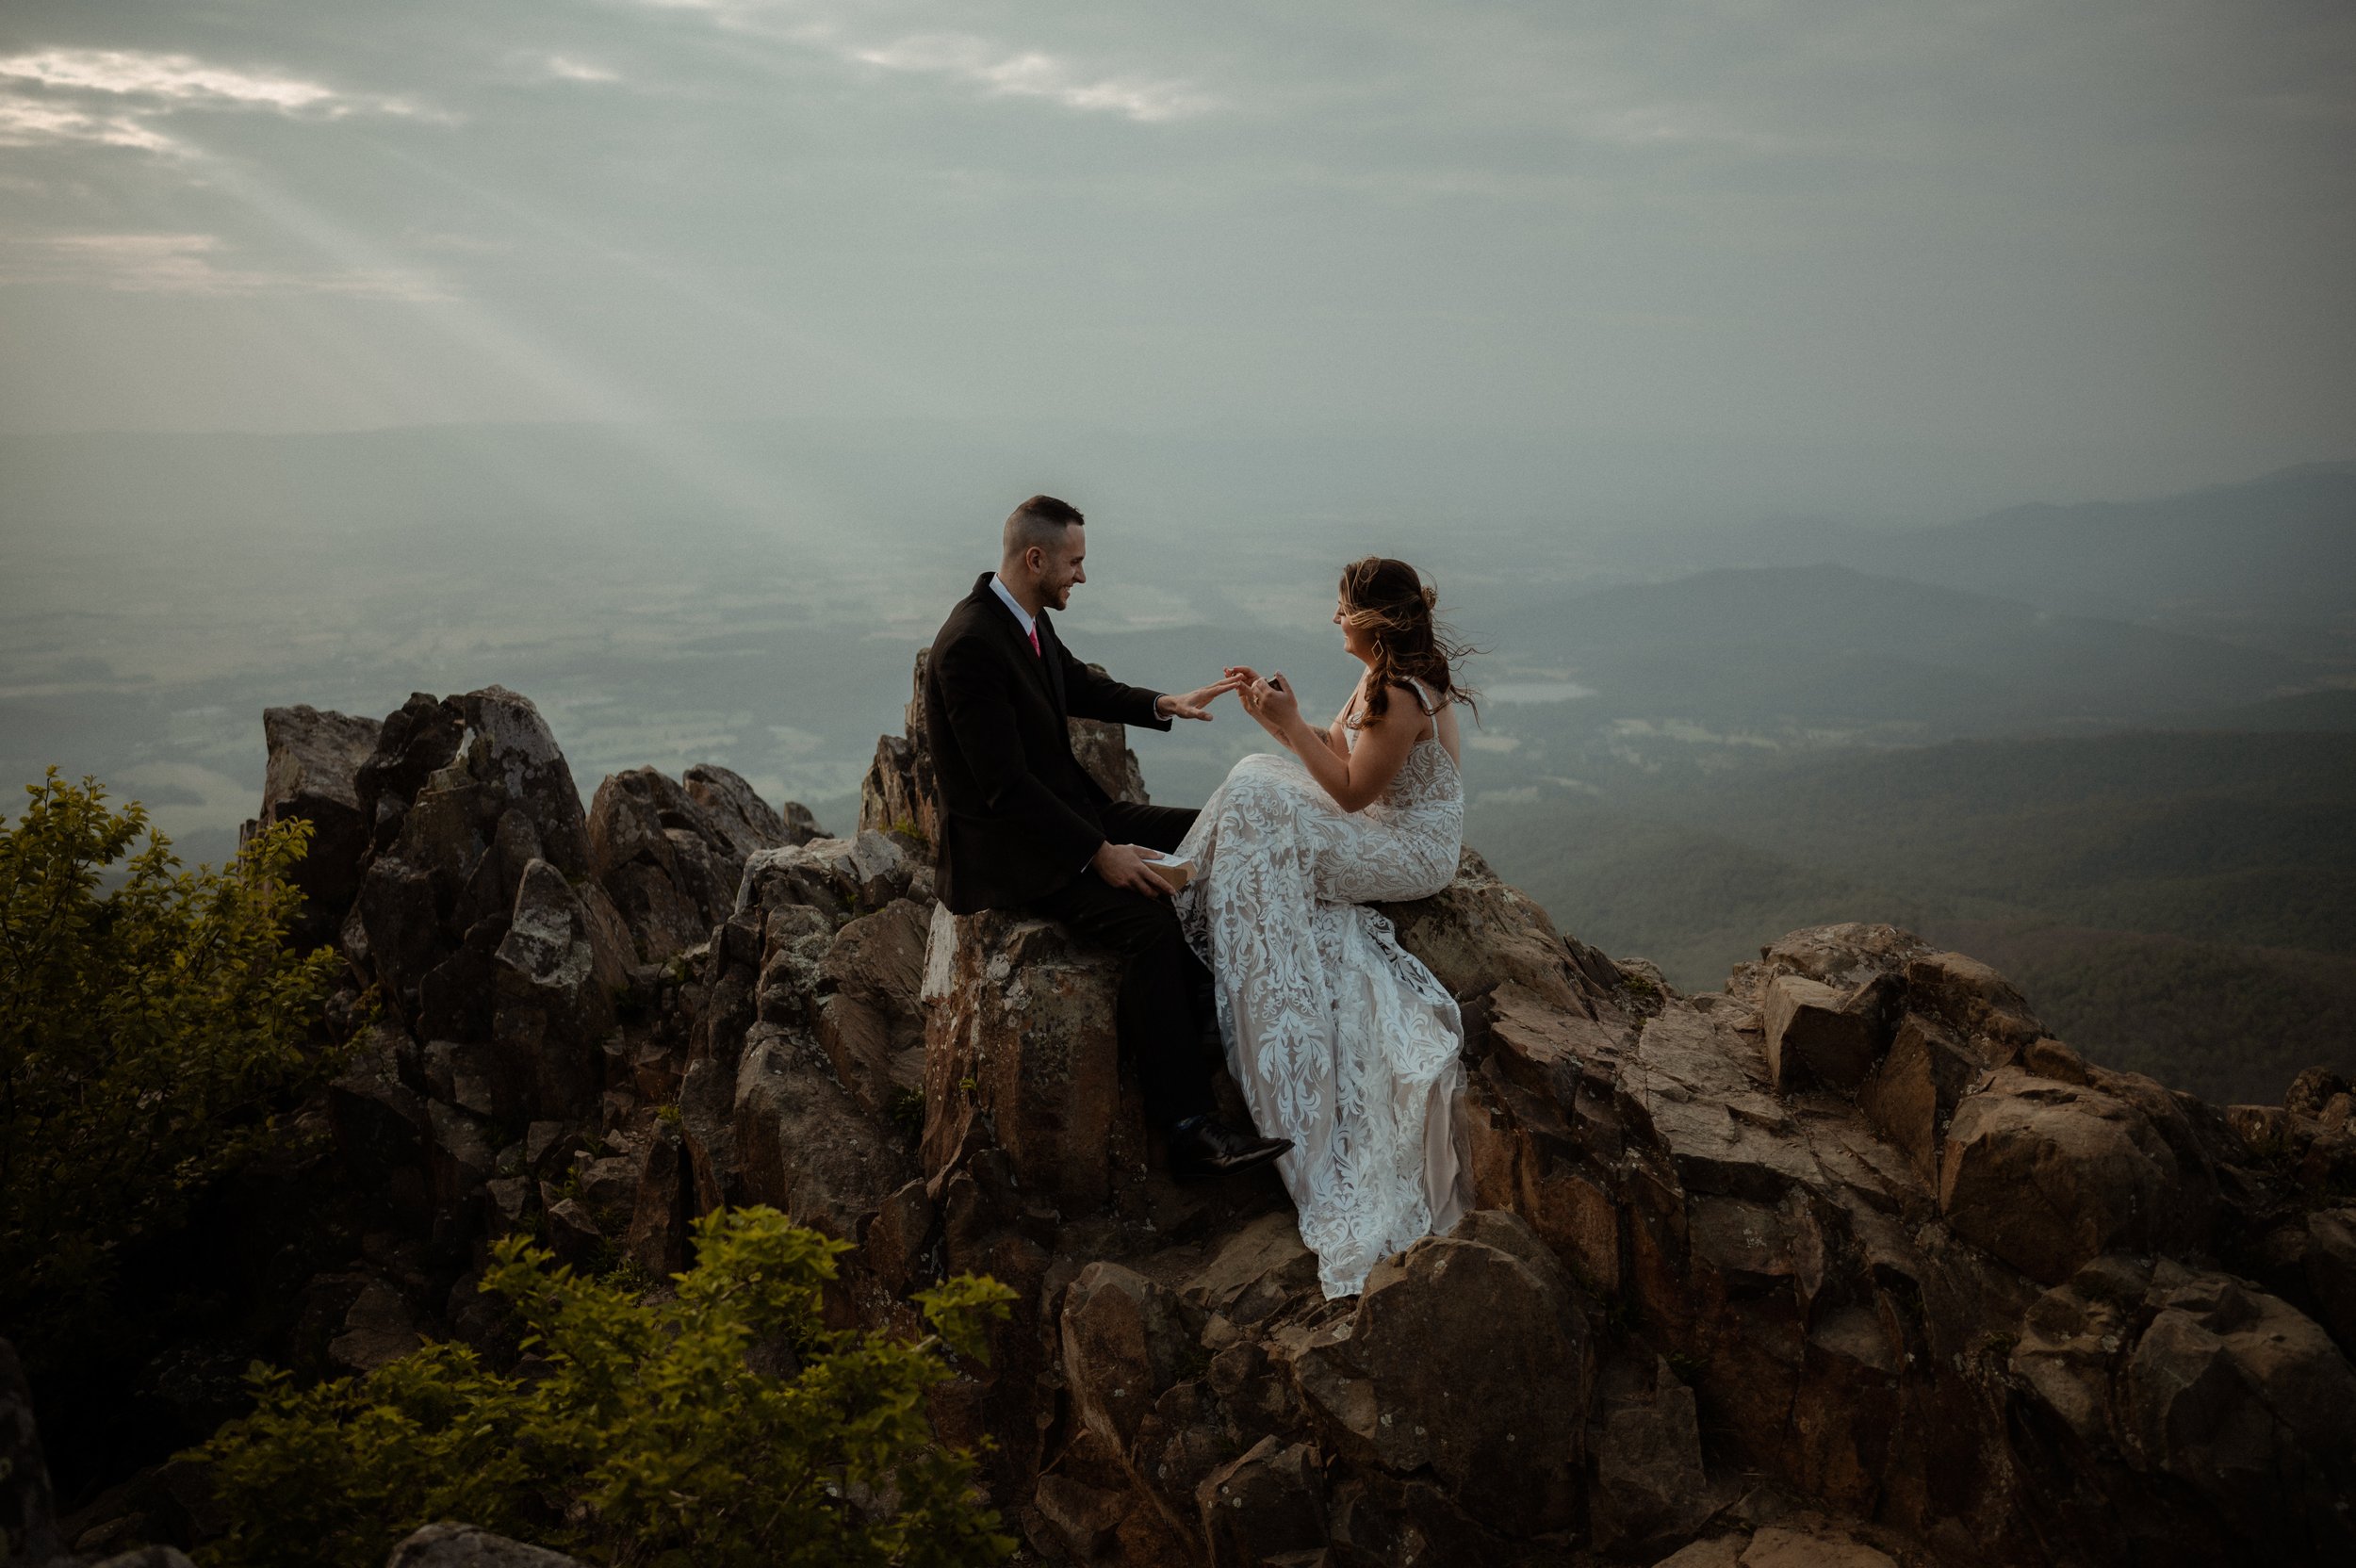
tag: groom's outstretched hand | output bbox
[1092,841,1170,898]
[1156,675,1245,722]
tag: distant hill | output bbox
[1820,463,2356,660]
[1481,564,2311,743]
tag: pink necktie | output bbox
[1027,626,1041,658]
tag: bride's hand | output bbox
[1244,673,1301,733]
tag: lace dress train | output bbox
[1171,691,1471,1298]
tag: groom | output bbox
[924,494,1291,1177]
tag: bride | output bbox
[1170,557,1477,1298]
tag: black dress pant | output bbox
[1028,800,1216,1127]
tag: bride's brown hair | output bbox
[1339,557,1480,724]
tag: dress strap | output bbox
[1405,678,1441,716]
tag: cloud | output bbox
[0,232,450,300]
[639,1,1217,122]
[0,49,344,110]
[0,90,179,152]
[544,56,622,85]
[0,47,442,153]
[849,33,1214,122]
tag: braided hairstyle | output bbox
[1338,556,1480,724]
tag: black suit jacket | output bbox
[924,573,1170,914]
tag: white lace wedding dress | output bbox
[1171,680,1471,1298]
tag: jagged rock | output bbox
[1291,1210,1591,1538]
[385,1522,587,1567]
[328,1280,424,1374]
[732,1023,913,1239]
[736,831,915,930]
[2012,1254,2356,1560]
[356,693,466,856]
[920,905,1137,1210]
[1030,1472,1133,1562]
[625,1120,696,1277]
[541,1193,604,1268]
[257,703,383,941]
[1375,847,1592,1013]
[815,896,932,1118]
[587,766,778,962]
[1592,1356,1714,1557]
[1939,1067,2210,1284]
[491,859,624,1118]
[1753,923,1930,994]
[683,762,814,857]
[456,686,592,875]
[2285,1066,2348,1119]
[330,1023,431,1200]
[1060,1264,1204,1461]
[3,1336,63,1567]
[426,1102,496,1233]
[1857,1011,1991,1181]
[1181,1212,1320,1329]
[1195,1437,1327,1564]
[1760,972,1889,1091]
[865,1179,936,1295]
[2301,1205,2356,1352]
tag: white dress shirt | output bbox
[987,574,1037,643]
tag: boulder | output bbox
[2013,1255,2356,1559]
[920,905,1137,1210]
[88,1551,201,1568]
[1060,1264,1204,1458]
[681,762,814,857]
[1753,923,1929,994]
[1760,972,1889,1092]
[1939,1068,2209,1284]
[328,1280,424,1373]
[492,859,622,1118]
[1290,1210,1591,1538]
[625,1120,697,1278]
[2302,1206,2356,1353]
[384,1522,587,1567]
[2,1336,63,1568]
[456,686,592,876]
[732,1023,913,1239]
[736,832,914,931]
[1903,950,2045,1053]
[1591,1357,1714,1557]
[257,703,383,940]
[1195,1438,1328,1565]
[1856,1011,1991,1181]
[815,897,932,1118]
[1375,847,1592,1013]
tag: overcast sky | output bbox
[2,1,2350,492]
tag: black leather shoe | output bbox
[1168,1118,1292,1179]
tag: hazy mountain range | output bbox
[3,426,2349,1099]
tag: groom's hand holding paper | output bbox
[1091,839,1172,898]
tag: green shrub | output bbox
[194,1206,1019,1568]
[0,772,340,1363]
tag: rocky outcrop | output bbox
[45,683,2355,1568]
[253,703,383,943]
[385,1523,586,1567]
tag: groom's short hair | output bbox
[1004,494,1085,559]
